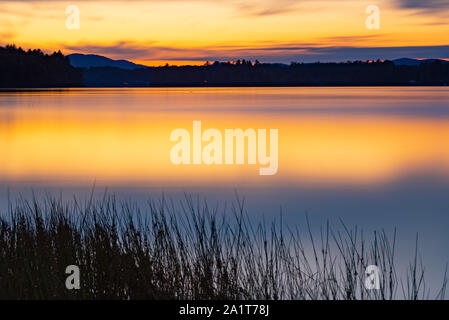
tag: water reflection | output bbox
[1,87,448,289]
[1,88,449,186]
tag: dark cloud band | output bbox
[63,42,449,63]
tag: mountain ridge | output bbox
[392,57,449,66]
[68,53,148,70]
[68,53,449,70]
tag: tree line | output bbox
[0,45,82,88]
[84,59,449,86]
[1,44,448,87]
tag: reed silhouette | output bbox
[0,194,446,300]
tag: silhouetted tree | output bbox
[0,45,83,87]
[83,58,449,86]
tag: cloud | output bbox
[234,0,300,17]
[296,45,449,62]
[0,32,16,46]
[65,42,155,58]
[0,32,15,39]
[62,41,449,63]
[318,35,388,45]
[395,0,449,12]
[1,0,302,18]
[4,0,449,17]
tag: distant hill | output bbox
[393,58,449,66]
[68,53,148,70]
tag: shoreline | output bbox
[1,83,449,90]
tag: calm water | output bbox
[1,87,448,290]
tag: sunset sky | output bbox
[1,0,449,65]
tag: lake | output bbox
[1,87,448,291]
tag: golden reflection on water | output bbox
[1,88,449,186]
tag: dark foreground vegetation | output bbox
[84,59,449,86]
[0,45,82,88]
[0,195,446,300]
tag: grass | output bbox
[0,193,447,300]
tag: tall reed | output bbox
[0,194,446,300]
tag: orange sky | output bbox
[1,0,449,65]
